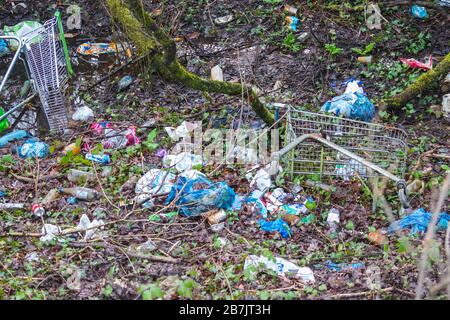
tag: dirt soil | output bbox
[0,0,449,300]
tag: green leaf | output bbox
[142,284,164,300]
[345,220,355,230]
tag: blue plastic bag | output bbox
[321,92,375,122]
[411,5,428,19]
[0,38,9,56]
[0,130,30,147]
[388,208,449,235]
[258,218,291,238]
[166,175,236,217]
[17,138,49,159]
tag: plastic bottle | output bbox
[86,153,111,164]
[58,187,100,201]
[67,169,95,182]
[0,107,10,132]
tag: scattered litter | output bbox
[411,5,428,19]
[321,79,375,122]
[86,153,111,164]
[0,203,25,211]
[336,159,368,180]
[67,197,78,205]
[400,55,433,70]
[17,139,49,159]
[0,38,9,56]
[135,169,176,205]
[326,208,340,231]
[258,218,291,238]
[368,230,388,245]
[442,94,450,117]
[0,107,10,132]
[19,80,31,98]
[25,251,40,263]
[163,152,202,172]
[40,224,61,243]
[31,203,45,217]
[155,148,168,158]
[76,42,120,56]
[59,187,100,202]
[357,56,372,64]
[165,121,199,140]
[166,174,236,217]
[63,143,81,156]
[205,209,227,225]
[67,169,95,183]
[210,222,225,232]
[406,179,425,194]
[0,130,30,148]
[297,32,310,43]
[117,75,134,91]
[388,208,449,235]
[285,16,299,31]
[439,0,450,7]
[72,106,94,122]
[103,127,140,150]
[42,189,60,205]
[91,121,111,135]
[211,65,224,81]
[214,15,233,25]
[131,239,157,254]
[250,168,272,192]
[244,255,315,283]
[283,5,298,16]
[319,260,365,272]
[76,214,105,241]
[3,21,43,50]
[0,190,6,197]
[66,267,82,291]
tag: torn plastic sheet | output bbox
[244,255,315,283]
[388,208,449,235]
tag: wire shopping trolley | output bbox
[0,11,73,133]
[269,104,410,209]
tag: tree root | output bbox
[106,0,274,125]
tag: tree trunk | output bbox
[106,0,274,126]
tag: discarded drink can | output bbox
[31,203,45,217]
[86,153,111,164]
[283,5,298,16]
[205,209,227,225]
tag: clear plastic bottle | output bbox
[58,187,100,201]
[67,169,95,182]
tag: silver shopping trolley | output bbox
[0,11,73,133]
[269,104,410,209]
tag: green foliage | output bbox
[324,43,343,57]
[143,128,159,152]
[282,33,301,53]
[351,42,375,56]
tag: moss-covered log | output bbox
[383,52,450,108]
[106,0,274,125]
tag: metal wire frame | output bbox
[284,105,408,180]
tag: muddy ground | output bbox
[0,0,449,300]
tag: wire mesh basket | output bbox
[284,105,408,180]
[23,16,69,133]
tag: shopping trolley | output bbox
[0,11,73,133]
[269,104,410,209]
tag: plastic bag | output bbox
[400,55,433,71]
[0,38,9,56]
[244,255,315,283]
[411,5,428,19]
[72,106,94,122]
[17,138,49,158]
[166,174,236,217]
[3,21,43,50]
[76,42,119,56]
[258,218,291,238]
[388,208,449,235]
[135,169,176,202]
[163,152,202,172]
[321,80,375,122]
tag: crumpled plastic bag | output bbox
[163,152,202,172]
[0,38,9,56]
[336,158,367,180]
[72,106,94,122]
[76,214,105,241]
[135,169,176,205]
[17,138,49,158]
[388,208,449,235]
[40,224,61,243]
[258,218,291,238]
[166,174,236,217]
[244,255,315,283]
[165,121,199,140]
[321,80,375,122]
[3,21,43,50]
[400,55,433,71]
[411,5,428,19]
